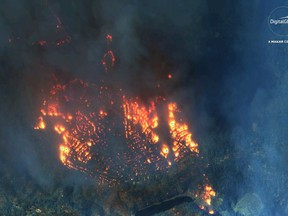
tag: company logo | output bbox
[269,6,288,36]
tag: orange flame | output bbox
[160,144,169,158]
[203,185,216,206]
[123,97,159,144]
[33,34,216,210]
[168,103,199,161]
[54,124,66,134]
[197,184,216,214]
[34,78,216,211]
[34,117,46,130]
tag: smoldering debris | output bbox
[0,0,287,215]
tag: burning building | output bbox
[0,0,287,216]
[32,34,216,215]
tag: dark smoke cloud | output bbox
[221,1,288,214]
[0,0,287,214]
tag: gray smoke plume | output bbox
[0,0,287,215]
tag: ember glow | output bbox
[7,0,71,47]
[34,116,46,130]
[123,97,159,144]
[102,34,115,71]
[193,183,217,214]
[34,79,216,212]
[33,35,216,213]
[168,103,199,161]
[35,83,191,168]
[106,34,113,44]
[203,185,216,206]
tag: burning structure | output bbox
[0,1,287,216]
[33,35,216,215]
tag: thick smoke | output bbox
[0,0,287,214]
[221,1,288,215]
